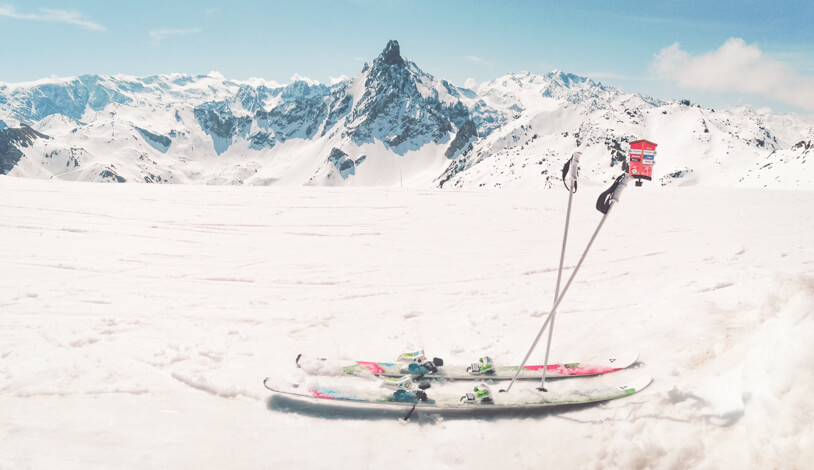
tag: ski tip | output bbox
[626,375,653,393]
[628,351,640,364]
[609,351,639,369]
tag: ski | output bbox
[295,350,638,380]
[263,375,652,412]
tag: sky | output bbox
[1,0,813,114]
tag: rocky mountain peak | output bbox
[546,70,588,88]
[341,39,473,152]
[379,40,404,66]
[1,125,50,174]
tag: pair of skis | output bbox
[264,155,650,420]
[263,349,649,420]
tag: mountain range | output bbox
[1,40,812,189]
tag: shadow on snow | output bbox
[266,394,605,423]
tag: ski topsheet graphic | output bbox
[264,375,652,412]
[295,350,639,380]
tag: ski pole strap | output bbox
[596,173,629,214]
[560,152,581,193]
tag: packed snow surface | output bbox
[1,176,813,469]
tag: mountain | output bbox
[439,72,814,189]
[0,125,50,175]
[1,40,812,189]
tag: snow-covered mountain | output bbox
[1,40,812,188]
[441,72,814,189]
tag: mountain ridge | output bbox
[1,40,813,189]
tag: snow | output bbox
[1,176,813,469]
[4,64,813,189]
[0,75,79,91]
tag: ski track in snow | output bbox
[1,176,813,469]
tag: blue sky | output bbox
[1,1,813,113]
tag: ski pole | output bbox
[503,174,629,393]
[538,152,580,391]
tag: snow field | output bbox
[0,176,812,469]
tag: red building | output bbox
[628,139,657,186]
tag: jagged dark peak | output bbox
[379,40,404,66]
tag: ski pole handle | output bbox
[609,173,628,206]
[596,173,629,214]
[561,151,581,192]
[566,152,581,190]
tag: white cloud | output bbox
[329,75,349,85]
[149,28,202,43]
[204,8,219,15]
[465,55,493,67]
[652,38,814,111]
[0,4,105,31]
[289,73,320,86]
[463,78,478,90]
